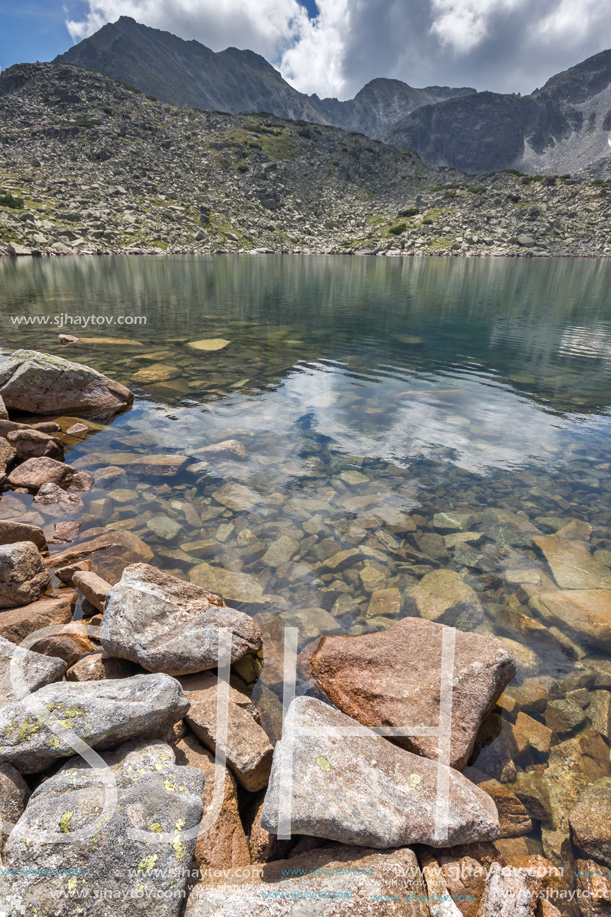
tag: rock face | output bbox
[185,844,431,916]
[0,540,50,608]
[476,862,541,916]
[309,617,516,770]
[0,634,66,708]
[569,778,611,867]
[174,733,251,871]
[260,697,500,848]
[0,349,133,415]
[0,762,29,852]
[0,592,77,644]
[101,564,262,675]
[0,673,188,773]
[411,569,485,629]
[0,519,47,550]
[182,672,273,792]
[0,739,204,917]
[530,590,611,651]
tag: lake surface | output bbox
[2,254,611,870]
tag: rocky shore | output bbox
[0,347,610,916]
[1,63,611,259]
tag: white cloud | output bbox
[65,0,611,99]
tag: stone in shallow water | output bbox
[0,740,203,916]
[366,587,401,618]
[212,482,261,511]
[433,511,476,533]
[411,568,485,630]
[533,534,611,589]
[185,845,430,916]
[0,634,66,708]
[261,535,299,568]
[190,563,266,604]
[187,338,231,351]
[309,617,516,770]
[7,456,75,490]
[260,697,500,848]
[481,507,540,547]
[530,590,611,651]
[101,564,262,675]
[147,514,183,541]
[0,673,188,773]
[131,363,181,383]
[0,349,134,415]
[194,439,247,461]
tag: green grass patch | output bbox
[398,207,419,218]
[0,192,24,209]
[388,222,407,236]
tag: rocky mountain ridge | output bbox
[388,50,611,176]
[55,16,475,140]
[1,63,610,258]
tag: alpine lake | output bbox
[2,253,611,878]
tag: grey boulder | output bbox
[101,564,263,675]
[0,349,134,415]
[260,697,500,849]
[0,740,204,917]
[0,540,50,609]
[0,673,188,773]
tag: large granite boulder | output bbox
[309,617,516,770]
[0,762,29,853]
[0,633,66,708]
[0,740,204,917]
[0,349,133,415]
[101,564,263,675]
[260,697,500,848]
[0,540,50,609]
[185,845,431,916]
[0,673,188,773]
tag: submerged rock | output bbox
[101,564,262,675]
[533,534,611,589]
[477,862,541,917]
[260,697,500,848]
[481,507,540,547]
[411,569,485,629]
[0,349,133,415]
[0,740,204,916]
[189,563,267,604]
[0,673,188,773]
[0,540,50,609]
[185,845,430,916]
[530,590,611,651]
[310,617,516,770]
